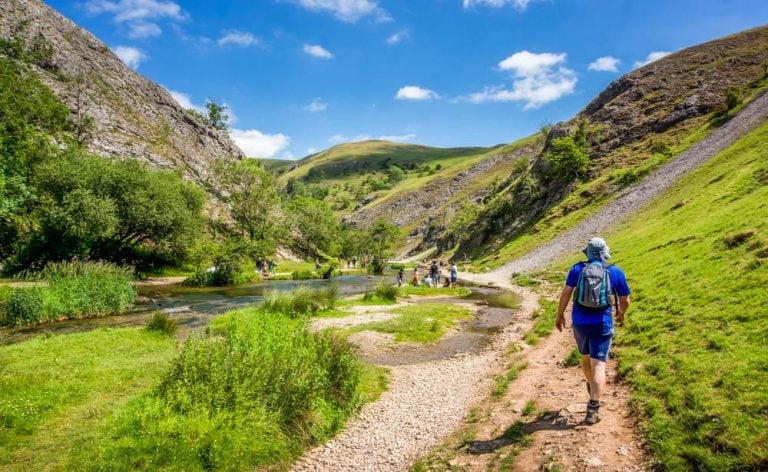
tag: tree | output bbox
[205,100,229,131]
[365,219,399,274]
[387,165,405,185]
[287,196,340,259]
[216,160,282,260]
[541,136,590,181]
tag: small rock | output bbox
[617,445,631,456]
[586,457,605,467]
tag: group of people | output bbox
[397,260,459,288]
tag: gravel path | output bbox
[292,290,539,472]
[311,312,400,330]
[493,90,768,277]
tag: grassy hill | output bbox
[543,118,768,470]
[439,26,768,268]
[278,141,493,216]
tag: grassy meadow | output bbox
[0,328,177,470]
[552,120,768,469]
[0,287,393,471]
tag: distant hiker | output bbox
[430,261,439,286]
[443,274,451,288]
[315,258,321,271]
[422,274,433,287]
[397,268,405,287]
[412,267,420,286]
[555,237,631,425]
[450,263,459,288]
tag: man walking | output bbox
[555,237,630,424]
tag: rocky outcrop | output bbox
[0,0,244,187]
[580,25,768,154]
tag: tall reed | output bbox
[2,261,135,326]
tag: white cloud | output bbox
[307,147,318,155]
[84,0,186,22]
[218,30,259,47]
[84,0,186,37]
[113,46,146,69]
[127,22,162,38]
[230,129,291,158]
[303,44,333,59]
[328,133,416,144]
[304,98,328,113]
[386,30,408,45]
[498,51,565,76]
[463,0,534,10]
[633,51,671,68]
[289,0,389,23]
[396,85,439,101]
[165,88,204,112]
[378,133,417,142]
[588,56,621,72]
[465,50,576,109]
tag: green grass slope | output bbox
[556,120,768,469]
[282,140,491,183]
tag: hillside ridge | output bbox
[487,89,768,277]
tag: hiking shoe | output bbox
[585,405,600,425]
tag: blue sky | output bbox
[47,0,768,159]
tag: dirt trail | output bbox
[450,273,647,472]
[439,326,647,472]
[492,90,768,277]
[293,290,539,472]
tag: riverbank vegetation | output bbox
[1,261,134,326]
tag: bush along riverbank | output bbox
[74,291,371,470]
[1,261,135,326]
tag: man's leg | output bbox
[588,358,606,402]
[581,355,592,392]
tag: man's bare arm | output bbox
[556,286,574,332]
[616,295,630,324]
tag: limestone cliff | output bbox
[0,0,244,187]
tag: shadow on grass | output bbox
[466,411,575,455]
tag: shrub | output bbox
[146,312,177,336]
[725,87,742,112]
[260,286,338,317]
[370,282,399,302]
[291,269,318,280]
[92,310,362,470]
[3,261,135,326]
[541,136,590,181]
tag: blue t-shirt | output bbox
[565,261,630,327]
